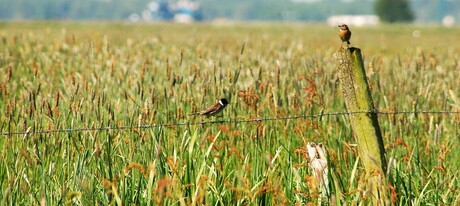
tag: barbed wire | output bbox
[1,110,459,136]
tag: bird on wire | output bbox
[338,24,352,48]
[188,98,229,117]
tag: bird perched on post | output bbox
[188,98,229,117]
[338,24,351,47]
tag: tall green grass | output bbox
[0,22,459,205]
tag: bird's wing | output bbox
[199,103,219,115]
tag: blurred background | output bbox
[0,0,457,26]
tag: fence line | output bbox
[1,110,459,136]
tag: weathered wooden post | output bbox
[333,47,389,204]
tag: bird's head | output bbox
[219,98,229,106]
[338,24,349,30]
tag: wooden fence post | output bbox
[333,47,389,204]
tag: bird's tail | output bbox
[188,112,199,116]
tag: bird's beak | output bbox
[337,25,341,27]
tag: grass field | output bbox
[0,21,459,205]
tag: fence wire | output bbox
[1,110,459,136]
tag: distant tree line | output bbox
[0,0,457,23]
[0,0,374,21]
[375,0,413,22]
[0,0,152,20]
